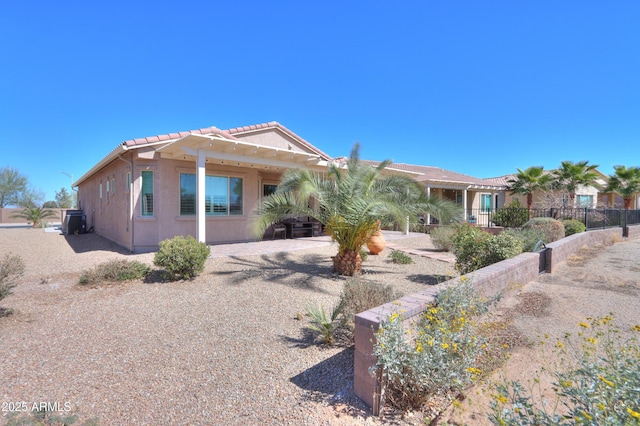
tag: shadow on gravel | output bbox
[406,274,454,286]
[63,233,133,255]
[211,252,337,293]
[290,347,354,397]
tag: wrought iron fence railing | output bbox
[452,207,640,230]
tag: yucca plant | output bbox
[305,300,345,345]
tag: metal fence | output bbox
[459,207,640,230]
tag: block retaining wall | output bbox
[354,226,640,412]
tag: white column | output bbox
[405,216,410,235]
[196,149,206,243]
[463,188,468,221]
[426,186,431,225]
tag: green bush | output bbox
[489,315,640,425]
[452,224,523,274]
[490,200,530,228]
[79,259,152,285]
[390,250,413,264]
[154,235,210,280]
[500,228,546,252]
[562,218,586,236]
[339,276,400,327]
[372,278,489,411]
[522,217,565,244]
[430,225,456,251]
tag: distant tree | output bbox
[16,186,45,209]
[11,206,57,227]
[43,201,58,208]
[552,161,600,206]
[604,165,640,209]
[55,187,72,208]
[506,166,552,211]
[0,167,28,207]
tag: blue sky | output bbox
[1,1,638,203]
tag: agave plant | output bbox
[305,300,345,345]
[253,144,461,275]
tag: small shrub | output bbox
[490,200,530,228]
[482,232,523,265]
[0,253,25,317]
[79,259,151,285]
[430,225,455,251]
[305,300,344,345]
[522,217,565,244]
[359,248,369,262]
[489,315,640,425]
[339,276,401,328]
[562,218,586,236]
[390,250,413,264]
[153,235,210,280]
[500,228,546,252]
[451,223,492,274]
[372,278,489,412]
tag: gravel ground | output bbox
[0,227,454,425]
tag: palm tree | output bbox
[253,144,462,276]
[506,166,552,211]
[552,160,599,206]
[604,165,640,209]
[11,206,57,227]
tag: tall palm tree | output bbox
[253,144,462,276]
[604,165,640,209]
[506,166,551,211]
[552,160,600,206]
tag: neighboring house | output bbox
[74,122,331,252]
[495,169,609,209]
[365,161,508,225]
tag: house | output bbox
[364,161,507,226]
[74,122,510,251]
[74,122,332,252]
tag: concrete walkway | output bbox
[208,231,456,263]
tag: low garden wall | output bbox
[354,225,640,412]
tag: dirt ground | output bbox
[439,237,640,425]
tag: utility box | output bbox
[64,210,86,235]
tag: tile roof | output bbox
[124,126,238,147]
[362,160,506,188]
[225,121,332,160]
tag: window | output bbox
[180,173,243,216]
[106,180,110,202]
[141,171,154,216]
[481,194,492,213]
[263,184,278,197]
[126,172,131,192]
[577,195,593,208]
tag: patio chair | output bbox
[272,223,286,240]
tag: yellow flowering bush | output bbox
[489,315,640,425]
[371,279,489,411]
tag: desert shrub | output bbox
[482,232,523,265]
[452,224,523,274]
[490,200,530,228]
[153,235,210,280]
[390,250,413,264]
[430,225,455,251]
[339,276,401,327]
[0,253,25,317]
[305,300,344,345]
[522,217,565,243]
[489,315,640,425]
[79,259,151,285]
[0,253,25,301]
[359,248,368,262]
[562,218,586,236]
[372,278,488,411]
[500,228,546,252]
[451,224,492,274]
